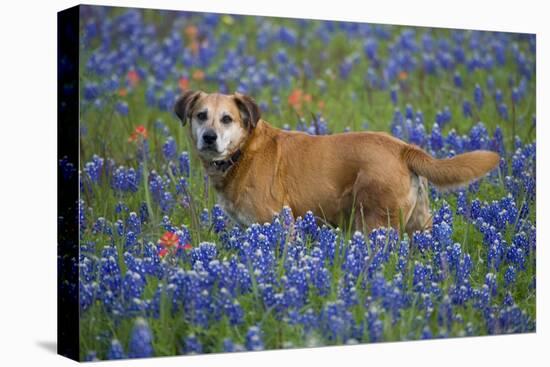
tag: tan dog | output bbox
[174,90,499,233]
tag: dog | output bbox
[174,90,499,234]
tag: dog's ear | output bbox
[234,92,261,130]
[174,90,203,126]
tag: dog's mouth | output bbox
[198,145,224,160]
[199,146,238,165]
[200,145,218,153]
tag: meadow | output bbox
[69,5,536,361]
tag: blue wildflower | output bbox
[245,326,264,351]
[162,137,177,160]
[107,339,126,360]
[115,101,129,116]
[504,265,517,286]
[474,84,484,109]
[128,318,154,358]
[181,334,202,355]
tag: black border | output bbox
[57,4,80,361]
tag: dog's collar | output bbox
[209,149,242,172]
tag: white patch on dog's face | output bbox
[189,95,248,161]
[216,119,246,157]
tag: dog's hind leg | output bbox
[404,175,432,234]
[352,179,402,233]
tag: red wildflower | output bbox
[159,231,179,248]
[179,77,189,91]
[184,25,198,38]
[192,69,205,81]
[127,69,140,87]
[182,243,193,251]
[158,248,169,258]
[157,231,180,258]
[288,88,303,110]
[190,40,199,55]
[128,125,148,142]
[117,88,128,97]
[398,70,408,81]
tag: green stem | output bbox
[142,139,155,225]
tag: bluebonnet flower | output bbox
[512,87,520,104]
[364,38,378,60]
[462,100,472,118]
[498,103,509,120]
[179,152,190,177]
[125,212,141,234]
[99,246,122,301]
[128,318,154,358]
[495,89,503,104]
[83,155,104,183]
[124,231,138,253]
[436,106,452,127]
[513,232,531,257]
[181,334,202,355]
[410,120,427,147]
[59,156,77,181]
[456,190,469,217]
[367,305,383,342]
[107,339,126,360]
[218,288,244,325]
[122,270,145,305]
[437,295,453,330]
[115,101,129,116]
[199,208,210,228]
[405,104,414,120]
[504,265,517,286]
[522,173,535,200]
[296,211,318,239]
[396,238,410,272]
[222,338,245,353]
[413,231,433,253]
[211,205,227,233]
[423,53,437,74]
[319,300,353,342]
[390,86,398,105]
[453,71,463,88]
[84,82,100,101]
[84,351,100,361]
[162,137,177,160]
[468,122,489,150]
[429,123,444,152]
[490,126,506,157]
[245,326,264,351]
[420,292,435,317]
[456,254,472,283]
[474,84,484,109]
[191,242,218,266]
[339,57,354,79]
[487,237,505,271]
[112,166,139,192]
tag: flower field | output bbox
[69,5,536,361]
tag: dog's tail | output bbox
[402,145,499,189]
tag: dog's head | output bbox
[174,90,260,161]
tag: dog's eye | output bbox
[221,115,233,124]
[197,111,207,121]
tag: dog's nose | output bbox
[203,130,218,145]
